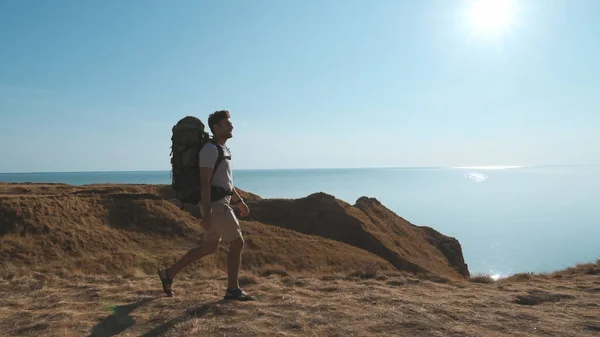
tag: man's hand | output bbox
[201,216,213,230]
[236,200,250,217]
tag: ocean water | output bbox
[1,166,599,278]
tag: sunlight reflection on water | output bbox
[465,172,488,183]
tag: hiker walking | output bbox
[158,110,255,301]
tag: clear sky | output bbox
[1,0,598,172]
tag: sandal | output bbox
[157,269,175,297]
[224,288,256,301]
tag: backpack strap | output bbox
[209,138,230,181]
[205,138,234,202]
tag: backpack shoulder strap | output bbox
[210,139,225,181]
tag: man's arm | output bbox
[200,167,213,219]
[231,186,249,217]
[231,187,243,204]
[198,144,218,219]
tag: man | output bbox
[158,110,255,301]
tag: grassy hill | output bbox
[0,183,467,280]
[246,193,469,280]
[1,183,599,336]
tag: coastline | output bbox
[1,181,599,336]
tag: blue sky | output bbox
[1,0,598,172]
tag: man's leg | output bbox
[226,237,244,291]
[218,204,255,300]
[168,239,220,278]
[164,201,220,280]
[158,227,220,296]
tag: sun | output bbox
[463,0,519,41]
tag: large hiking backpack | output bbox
[170,116,225,209]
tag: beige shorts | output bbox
[200,201,242,243]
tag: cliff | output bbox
[246,193,469,280]
[0,183,468,280]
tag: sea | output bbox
[1,165,599,279]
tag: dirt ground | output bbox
[1,269,599,337]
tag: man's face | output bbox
[215,117,233,139]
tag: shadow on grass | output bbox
[88,297,155,337]
[140,299,228,337]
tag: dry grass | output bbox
[2,183,599,335]
[246,193,470,280]
[470,274,496,284]
[551,260,600,277]
[0,183,471,284]
[0,183,397,279]
[256,264,289,277]
[1,269,599,337]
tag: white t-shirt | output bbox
[198,142,233,193]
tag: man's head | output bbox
[208,110,233,140]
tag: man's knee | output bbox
[203,240,220,254]
[229,236,244,250]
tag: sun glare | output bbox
[463,0,519,41]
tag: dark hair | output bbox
[208,110,230,134]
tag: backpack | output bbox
[169,116,225,209]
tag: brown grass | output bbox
[0,183,397,279]
[256,264,289,277]
[246,193,469,280]
[2,183,599,336]
[551,260,600,277]
[0,183,470,282]
[469,274,496,284]
[1,269,599,337]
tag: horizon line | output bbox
[1,164,599,175]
